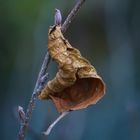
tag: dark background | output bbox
[1,0,140,140]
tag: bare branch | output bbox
[18,0,86,139]
[61,0,86,33]
[18,52,50,140]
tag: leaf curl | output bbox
[38,25,105,112]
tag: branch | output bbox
[18,0,86,139]
[18,53,50,140]
[61,0,86,32]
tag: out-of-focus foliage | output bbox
[0,0,140,140]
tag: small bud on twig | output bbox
[54,9,62,26]
[18,106,26,124]
[40,73,49,84]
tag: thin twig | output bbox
[43,111,70,135]
[61,0,86,32]
[18,52,50,140]
[18,0,86,139]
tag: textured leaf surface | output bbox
[38,25,105,112]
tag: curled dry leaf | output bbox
[38,25,105,112]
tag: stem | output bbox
[18,0,86,139]
[43,111,70,135]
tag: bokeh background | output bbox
[1,0,140,140]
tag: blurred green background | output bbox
[1,0,140,140]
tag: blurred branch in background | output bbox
[18,0,86,140]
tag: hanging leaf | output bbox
[38,25,105,112]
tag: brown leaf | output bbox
[38,25,105,112]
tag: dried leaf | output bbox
[38,25,105,112]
